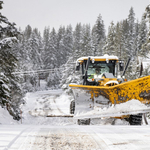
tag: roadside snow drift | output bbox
[74,99,150,119]
[0,107,19,124]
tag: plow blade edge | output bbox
[69,75,150,105]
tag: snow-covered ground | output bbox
[0,88,73,126]
[21,89,74,125]
[1,80,150,149]
[1,125,150,150]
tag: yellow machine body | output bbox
[69,55,150,121]
[69,75,150,105]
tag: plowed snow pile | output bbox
[75,99,150,119]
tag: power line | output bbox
[12,67,64,75]
[12,63,76,75]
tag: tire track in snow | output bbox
[17,127,40,150]
[4,127,31,150]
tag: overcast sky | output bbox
[1,0,150,34]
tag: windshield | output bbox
[87,61,116,76]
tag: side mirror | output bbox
[119,61,124,71]
[140,62,143,76]
[76,64,80,71]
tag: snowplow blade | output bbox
[69,75,150,118]
[69,75,150,104]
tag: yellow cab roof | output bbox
[77,54,118,63]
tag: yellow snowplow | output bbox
[69,55,150,125]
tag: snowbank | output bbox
[0,107,19,124]
[74,99,150,119]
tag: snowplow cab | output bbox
[70,54,150,105]
[75,54,121,86]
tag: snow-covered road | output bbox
[1,125,150,150]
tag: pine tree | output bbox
[73,23,82,59]
[44,27,57,69]
[47,68,61,89]
[0,1,24,120]
[29,29,42,70]
[134,20,140,56]
[92,14,106,56]
[21,25,33,71]
[43,27,51,69]
[138,14,148,56]
[104,21,116,55]
[127,7,136,58]
[114,22,125,59]
[44,27,62,88]
[142,5,150,57]
[24,25,32,40]
[60,56,80,95]
[91,25,97,55]
[81,24,92,56]
[57,26,66,66]
[121,19,129,60]
[43,26,50,66]
[64,25,73,57]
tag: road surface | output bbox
[1,125,150,150]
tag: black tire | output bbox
[77,119,91,125]
[129,114,142,125]
[70,100,75,114]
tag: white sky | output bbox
[1,0,150,34]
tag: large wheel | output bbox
[70,100,75,114]
[129,114,142,125]
[77,119,91,125]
